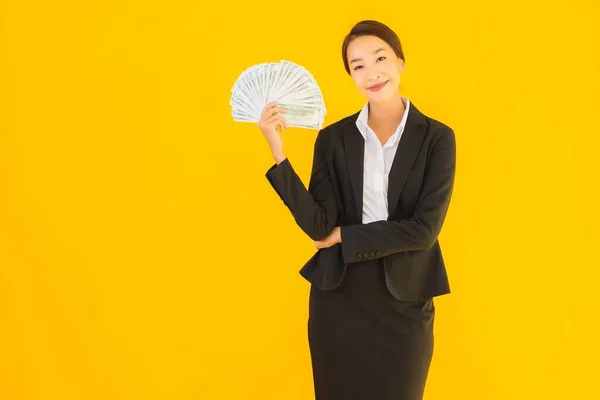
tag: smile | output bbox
[367,81,389,91]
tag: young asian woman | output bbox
[258,20,456,400]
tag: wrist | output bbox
[273,150,286,164]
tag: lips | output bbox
[367,81,389,91]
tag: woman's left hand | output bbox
[314,227,342,249]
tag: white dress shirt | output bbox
[355,97,411,224]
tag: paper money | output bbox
[230,60,326,130]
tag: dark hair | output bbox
[341,20,405,75]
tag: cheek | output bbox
[380,65,394,77]
[385,65,401,80]
[352,75,365,89]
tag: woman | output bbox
[259,20,456,400]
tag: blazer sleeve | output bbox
[265,129,338,241]
[340,127,456,263]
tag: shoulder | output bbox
[314,102,455,147]
[321,111,359,134]
[426,116,453,134]
[318,110,360,137]
[424,116,455,149]
[412,104,455,148]
[410,101,453,133]
[311,111,360,149]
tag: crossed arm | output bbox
[266,127,456,263]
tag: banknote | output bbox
[230,59,326,130]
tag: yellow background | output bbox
[1,0,599,399]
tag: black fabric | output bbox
[265,101,455,300]
[308,258,435,400]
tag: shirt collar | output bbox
[355,97,411,146]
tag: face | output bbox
[346,35,405,104]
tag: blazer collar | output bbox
[355,97,411,147]
[343,101,428,222]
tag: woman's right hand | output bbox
[258,101,287,163]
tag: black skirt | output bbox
[307,258,435,400]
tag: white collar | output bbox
[356,97,411,147]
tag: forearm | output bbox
[340,215,443,263]
[265,129,338,241]
[266,158,337,241]
[271,145,287,165]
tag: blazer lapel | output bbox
[388,102,427,218]
[343,102,428,222]
[386,112,426,217]
[343,114,364,223]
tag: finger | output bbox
[261,106,287,120]
[261,101,278,115]
[277,118,287,132]
[265,114,286,127]
[270,114,287,130]
[265,111,286,120]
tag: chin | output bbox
[365,91,395,104]
[365,84,399,103]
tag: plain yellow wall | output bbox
[1,0,599,399]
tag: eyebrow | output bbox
[350,48,387,64]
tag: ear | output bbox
[398,58,406,73]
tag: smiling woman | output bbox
[259,19,456,400]
[343,21,409,146]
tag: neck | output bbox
[368,94,405,127]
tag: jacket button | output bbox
[370,252,375,257]
[357,253,362,259]
[363,252,369,258]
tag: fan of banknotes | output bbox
[230,59,326,130]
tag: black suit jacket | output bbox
[265,101,456,301]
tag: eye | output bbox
[353,57,384,71]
